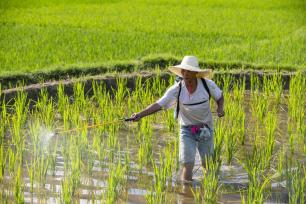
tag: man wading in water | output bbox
[130,56,224,185]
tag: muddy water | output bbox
[1,92,304,204]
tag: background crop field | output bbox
[0,0,305,76]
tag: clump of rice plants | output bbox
[285,158,305,204]
[287,72,306,153]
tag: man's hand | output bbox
[130,113,141,122]
[217,107,224,117]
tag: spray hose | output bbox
[54,117,134,134]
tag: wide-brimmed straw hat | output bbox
[169,56,212,78]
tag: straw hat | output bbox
[169,56,212,78]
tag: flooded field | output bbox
[0,73,305,203]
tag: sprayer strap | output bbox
[175,81,182,119]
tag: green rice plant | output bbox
[113,78,128,106]
[232,77,245,105]
[86,148,95,176]
[213,119,225,164]
[0,144,6,182]
[151,72,167,98]
[106,160,127,204]
[48,137,58,176]
[241,148,271,204]
[57,83,69,116]
[202,158,222,203]
[276,146,285,180]
[163,109,176,132]
[62,108,70,132]
[61,176,73,204]
[251,90,268,124]
[287,72,306,152]
[14,164,24,204]
[0,101,7,145]
[137,118,153,165]
[35,88,55,129]
[28,119,41,159]
[107,128,119,163]
[285,159,305,204]
[191,186,202,204]
[11,91,28,149]
[61,141,70,174]
[124,151,130,178]
[73,82,86,111]
[8,147,17,173]
[92,132,106,169]
[263,110,277,168]
[137,144,145,173]
[250,73,260,93]
[146,153,173,203]
[164,143,174,180]
[263,74,283,108]
[68,138,81,195]
[36,153,49,186]
[223,113,239,164]
[26,159,36,193]
[222,75,232,94]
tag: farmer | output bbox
[130,56,224,182]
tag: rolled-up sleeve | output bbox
[206,79,222,101]
[156,84,179,109]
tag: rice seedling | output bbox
[28,119,41,159]
[202,158,222,203]
[223,101,241,164]
[146,151,173,204]
[263,73,283,108]
[287,72,306,153]
[92,132,106,170]
[57,83,69,115]
[8,147,17,173]
[163,109,176,132]
[14,164,24,204]
[0,101,7,145]
[285,158,305,204]
[10,91,28,150]
[35,88,55,129]
[213,119,225,164]
[86,148,95,176]
[61,176,73,204]
[241,147,272,204]
[0,144,6,182]
[106,159,127,204]
[48,137,58,176]
[36,153,49,186]
[26,159,35,193]
[263,110,277,168]
[251,90,269,124]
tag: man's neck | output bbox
[184,78,197,94]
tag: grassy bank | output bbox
[0,0,305,76]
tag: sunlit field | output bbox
[0,73,305,203]
[0,0,305,76]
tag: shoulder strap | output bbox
[175,81,182,119]
[201,78,211,99]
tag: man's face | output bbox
[181,69,197,80]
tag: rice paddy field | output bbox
[0,0,305,76]
[0,0,306,203]
[0,72,305,203]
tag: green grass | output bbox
[0,0,305,77]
